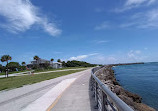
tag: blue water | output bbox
[113,62,158,110]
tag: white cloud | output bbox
[91,40,109,44]
[114,0,156,12]
[120,8,158,28]
[142,8,158,28]
[0,0,61,36]
[95,22,110,30]
[89,54,118,64]
[41,18,61,37]
[69,55,88,61]
[66,50,149,64]
[125,0,155,7]
[96,40,109,44]
[68,51,143,64]
[89,53,99,56]
[127,50,142,61]
[90,50,144,64]
[69,53,98,61]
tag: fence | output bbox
[91,66,134,111]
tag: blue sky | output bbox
[0,0,158,65]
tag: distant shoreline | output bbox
[110,62,144,66]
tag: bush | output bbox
[0,64,4,72]
[65,60,96,67]
[20,66,26,71]
[7,62,20,71]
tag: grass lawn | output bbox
[0,69,85,91]
[34,67,88,73]
[0,67,88,75]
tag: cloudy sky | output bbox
[0,0,158,65]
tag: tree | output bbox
[61,61,66,67]
[57,59,61,62]
[33,56,40,64]
[65,60,96,67]
[51,58,54,62]
[1,55,12,77]
[33,55,39,61]
[0,64,3,72]
[22,62,26,66]
[21,62,26,70]
[7,62,20,71]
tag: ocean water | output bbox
[113,62,158,110]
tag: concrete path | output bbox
[0,69,93,111]
[51,68,97,111]
[0,68,87,78]
[22,78,77,111]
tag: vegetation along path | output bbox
[0,68,87,78]
[0,69,90,111]
[0,68,87,91]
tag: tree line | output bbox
[0,55,62,77]
[62,60,96,67]
[0,55,97,77]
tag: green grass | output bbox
[0,67,88,75]
[33,67,87,73]
[0,69,85,91]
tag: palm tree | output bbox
[33,55,40,64]
[33,56,39,61]
[51,58,54,62]
[1,55,12,77]
[57,59,61,62]
[22,62,26,66]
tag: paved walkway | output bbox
[0,69,95,111]
[51,68,97,111]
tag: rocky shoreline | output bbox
[96,65,155,111]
